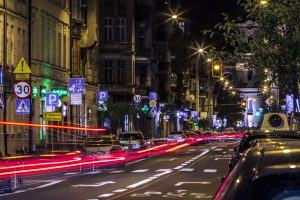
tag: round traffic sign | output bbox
[14,81,31,98]
[133,95,142,103]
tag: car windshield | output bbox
[119,133,143,140]
[85,137,112,147]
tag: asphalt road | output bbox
[0,141,238,200]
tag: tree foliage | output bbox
[204,0,300,111]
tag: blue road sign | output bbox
[16,99,30,114]
[46,93,59,106]
[68,78,85,94]
[98,90,108,101]
[149,92,157,101]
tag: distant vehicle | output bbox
[215,141,300,200]
[118,131,146,151]
[83,135,125,159]
[166,131,186,143]
[224,127,235,133]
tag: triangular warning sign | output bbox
[13,57,32,74]
[16,100,29,112]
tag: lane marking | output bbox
[113,189,128,193]
[203,169,217,173]
[109,170,124,173]
[173,166,184,170]
[214,157,231,160]
[179,168,194,172]
[72,181,115,188]
[156,169,172,172]
[98,193,115,198]
[175,181,211,186]
[132,169,149,173]
[214,148,223,151]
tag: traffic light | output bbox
[212,60,222,77]
[241,100,247,108]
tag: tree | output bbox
[214,82,244,127]
[204,0,300,119]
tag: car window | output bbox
[119,133,143,140]
[85,137,112,147]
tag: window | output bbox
[104,60,113,83]
[139,23,145,46]
[117,60,126,83]
[117,18,126,42]
[118,0,126,16]
[63,34,66,67]
[104,17,113,41]
[53,30,56,65]
[179,21,185,32]
[58,32,61,66]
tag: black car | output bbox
[215,141,300,200]
[226,130,300,177]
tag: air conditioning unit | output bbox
[260,113,290,131]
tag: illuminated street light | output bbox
[260,0,267,6]
[207,58,212,62]
[198,48,204,53]
[172,14,178,19]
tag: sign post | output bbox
[13,57,32,153]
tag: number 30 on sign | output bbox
[14,81,31,98]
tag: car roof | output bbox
[215,142,300,199]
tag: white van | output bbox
[118,131,146,151]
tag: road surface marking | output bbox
[214,157,231,160]
[214,148,223,151]
[126,171,172,188]
[126,158,146,166]
[173,166,184,170]
[210,146,218,149]
[132,169,149,173]
[64,172,79,175]
[188,149,196,152]
[109,170,124,173]
[72,181,115,187]
[203,169,217,173]
[157,158,178,161]
[113,189,128,193]
[126,178,153,188]
[156,169,172,172]
[179,168,194,172]
[98,193,114,198]
[175,181,211,186]
[0,179,65,197]
[85,170,101,174]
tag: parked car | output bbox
[83,135,125,159]
[225,130,300,178]
[118,131,146,151]
[214,141,300,200]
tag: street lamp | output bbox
[172,14,178,19]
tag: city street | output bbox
[0,141,237,200]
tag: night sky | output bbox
[181,0,243,44]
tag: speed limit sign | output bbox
[133,95,142,103]
[14,81,31,98]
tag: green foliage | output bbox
[108,101,133,130]
[204,0,300,111]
